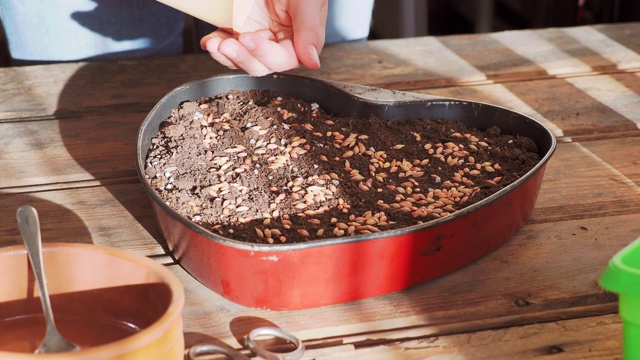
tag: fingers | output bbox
[201,30,238,70]
[237,32,299,72]
[200,0,329,75]
[289,0,328,69]
[202,31,301,76]
[219,37,273,76]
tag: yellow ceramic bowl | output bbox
[0,243,184,359]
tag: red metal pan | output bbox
[136,73,556,310]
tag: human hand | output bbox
[200,0,328,76]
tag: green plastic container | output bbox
[599,237,640,359]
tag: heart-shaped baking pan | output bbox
[137,73,556,310]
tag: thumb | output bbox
[289,0,327,70]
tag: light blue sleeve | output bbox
[326,0,375,44]
[0,0,184,63]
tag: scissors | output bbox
[187,327,305,360]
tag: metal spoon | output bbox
[17,205,81,354]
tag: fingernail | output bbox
[204,37,220,53]
[308,46,321,68]
[200,36,212,50]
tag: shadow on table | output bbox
[0,194,92,247]
[183,316,297,355]
[53,61,189,252]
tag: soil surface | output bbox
[144,89,540,244]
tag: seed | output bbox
[297,229,310,237]
[393,144,405,149]
[255,228,264,238]
[308,219,321,225]
[342,150,354,158]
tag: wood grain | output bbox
[2,23,639,358]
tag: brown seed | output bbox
[308,219,321,225]
[255,228,264,238]
[297,229,310,237]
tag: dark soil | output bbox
[144,89,540,244]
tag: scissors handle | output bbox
[246,327,305,360]
[187,327,304,360]
[187,343,251,360]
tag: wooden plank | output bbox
[0,112,142,189]
[581,136,640,184]
[2,24,640,122]
[532,140,640,222]
[302,23,640,89]
[0,56,233,121]
[299,314,622,360]
[532,142,640,223]
[0,182,166,256]
[416,73,640,138]
[175,212,635,348]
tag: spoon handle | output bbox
[17,205,57,329]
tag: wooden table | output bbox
[2,22,639,359]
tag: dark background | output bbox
[370,0,640,38]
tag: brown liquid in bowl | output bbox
[0,314,139,353]
[0,283,171,353]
